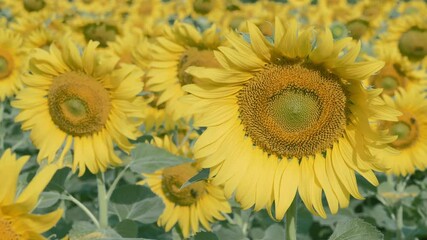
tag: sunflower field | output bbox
[1,0,427,239]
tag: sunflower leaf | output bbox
[328,218,383,240]
[129,143,192,174]
[180,168,210,190]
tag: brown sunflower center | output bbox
[178,48,220,86]
[0,53,14,80]
[238,62,348,158]
[398,27,427,61]
[48,72,111,136]
[346,19,369,40]
[23,0,46,12]
[384,112,418,149]
[0,217,21,240]
[193,0,214,15]
[161,163,206,206]
[83,23,118,48]
[371,63,406,96]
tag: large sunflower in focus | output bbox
[146,22,222,120]
[0,29,25,101]
[139,136,231,238]
[0,149,62,239]
[13,40,145,176]
[183,19,400,219]
[376,89,427,176]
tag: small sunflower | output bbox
[367,43,427,96]
[183,19,400,219]
[334,0,392,41]
[0,29,25,101]
[0,149,63,240]
[146,22,223,120]
[139,137,231,238]
[376,89,427,176]
[381,15,427,62]
[12,40,145,176]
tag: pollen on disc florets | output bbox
[161,163,206,206]
[48,71,111,136]
[238,61,349,159]
[0,217,21,240]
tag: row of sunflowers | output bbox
[1,0,427,239]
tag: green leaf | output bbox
[194,232,219,240]
[111,197,165,224]
[110,184,153,204]
[262,224,285,240]
[328,218,384,240]
[37,191,61,208]
[129,143,192,174]
[214,224,245,240]
[68,221,121,240]
[180,168,210,190]
[114,219,139,238]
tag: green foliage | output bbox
[329,218,383,240]
[129,143,192,174]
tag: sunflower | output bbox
[12,40,145,176]
[0,29,25,101]
[0,149,63,240]
[183,19,400,219]
[376,89,427,176]
[367,43,427,96]
[146,22,223,120]
[381,15,427,62]
[139,137,231,238]
[333,0,392,41]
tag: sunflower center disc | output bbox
[0,54,14,80]
[270,90,321,133]
[398,28,427,61]
[83,23,118,48]
[178,48,220,86]
[161,163,206,206]
[371,63,405,96]
[193,0,214,14]
[0,217,21,240]
[48,72,111,136]
[387,112,418,149]
[23,0,46,12]
[238,63,348,158]
[346,19,369,40]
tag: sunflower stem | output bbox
[62,193,100,229]
[96,172,109,229]
[285,197,298,240]
[106,165,130,200]
[396,203,403,240]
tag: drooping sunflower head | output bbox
[0,29,25,101]
[13,39,145,175]
[382,15,427,62]
[0,149,63,239]
[367,43,427,96]
[184,18,400,220]
[139,142,231,238]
